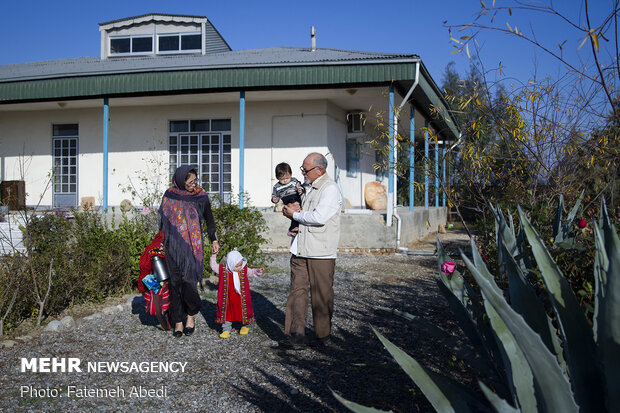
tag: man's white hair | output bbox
[307,152,328,169]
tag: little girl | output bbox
[210,250,263,338]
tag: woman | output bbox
[159,165,219,337]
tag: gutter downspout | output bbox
[239,91,245,208]
[393,62,419,253]
[103,98,109,211]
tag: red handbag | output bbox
[143,283,170,330]
[139,231,171,330]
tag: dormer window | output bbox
[109,35,153,56]
[158,33,202,53]
[99,14,231,59]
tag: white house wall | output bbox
[0,98,339,209]
[248,99,330,206]
[326,103,389,209]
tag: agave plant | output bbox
[552,190,584,249]
[334,198,619,412]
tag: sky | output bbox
[0,0,616,91]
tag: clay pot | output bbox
[364,182,387,210]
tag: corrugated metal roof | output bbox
[0,48,417,82]
[0,46,458,139]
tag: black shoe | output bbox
[314,335,331,347]
[173,330,183,338]
[279,333,308,349]
[183,326,195,336]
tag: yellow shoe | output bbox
[239,326,249,335]
[220,331,231,339]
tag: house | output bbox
[0,13,458,249]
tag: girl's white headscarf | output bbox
[226,250,247,295]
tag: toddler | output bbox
[271,162,304,236]
[210,250,263,338]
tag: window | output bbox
[169,120,232,202]
[110,38,130,54]
[109,35,153,56]
[346,138,361,178]
[52,124,79,207]
[347,112,365,133]
[158,33,202,53]
[181,34,201,50]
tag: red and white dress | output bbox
[210,256,258,325]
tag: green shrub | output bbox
[0,193,269,333]
[0,209,157,333]
[206,194,271,276]
[114,210,158,287]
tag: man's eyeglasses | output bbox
[300,166,319,174]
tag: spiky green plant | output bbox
[334,198,619,412]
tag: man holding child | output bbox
[282,152,342,348]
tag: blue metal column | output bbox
[239,91,245,208]
[388,85,395,217]
[103,98,109,211]
[409,105,415,211]
[442,143,447,207]
[424,120,429,209]
[435,138,439,207]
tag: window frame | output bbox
[109,35,154,56]
[157,32,202,54]
[52,124,79,208]
[168,119,232,202]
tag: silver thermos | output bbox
[151,256,169,282]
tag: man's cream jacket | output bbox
[295,174,341,257]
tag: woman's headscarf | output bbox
[159,166,212,283]
[226,250,247,295]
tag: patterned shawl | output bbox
[158,166,211,283]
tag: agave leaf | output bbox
[471,237,503,294]
[518,206,605,411]
[566,190,584,223]
[515,223,534,273]
[470,240,537,412]
[593,218,607,340]
[499,236,567,375]
[437,237,466,302]
[593,198,620,412]
[376,305,501,381]
[461,250,579,413]
[437,239,503,364]
[552,194,564,240]
[437,238,508,388]
[436,280,488,355]
[331,390,393,413]
[374,328,494,413]
[492,204,518,255]
[484,303,536,412]
[479,381,521,413]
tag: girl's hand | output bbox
[212,240,220,254]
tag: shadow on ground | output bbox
[228,261,469,413]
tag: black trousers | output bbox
[166,258,202,324]
[281,194,301,231]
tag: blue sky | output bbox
[0,0,615,90]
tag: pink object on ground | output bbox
[441,261,456,275]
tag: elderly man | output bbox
[282,152,342,348]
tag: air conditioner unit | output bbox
[347,112,365,133]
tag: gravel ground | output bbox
[0,231,472,412]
